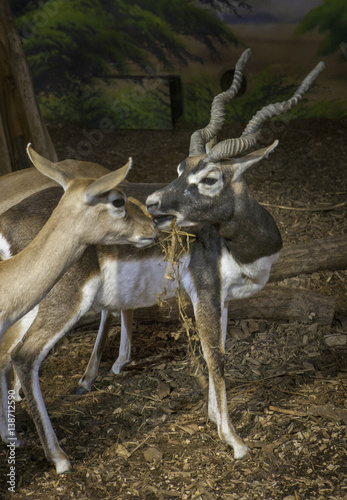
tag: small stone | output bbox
[143,447,163,463]
[324,334,347,347]
[115,443,131,459]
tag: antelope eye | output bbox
[200,177,217,186]
[112,198,125,208]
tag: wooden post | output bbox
[0,0,57,175]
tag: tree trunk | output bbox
[0,0,57,175]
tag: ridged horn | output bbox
[188,48,252,157]
[207,61,326,162]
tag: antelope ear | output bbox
[230,140,279,181]
[27,144,71,189]
[84,158,132,203]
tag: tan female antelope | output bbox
[0,145,155,341]
[0,50,324,473]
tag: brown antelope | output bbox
[0,145,155,341]
[0,50,325,474]
[0,156,115,402]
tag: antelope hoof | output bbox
[3,435,24,447]
[111,359,129,374]
[55,457,72,475]
[233,441,250,460]
[76,386,89,396]
[15,437,25,448]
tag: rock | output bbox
[143,446,163,463]
[324,334,347,347]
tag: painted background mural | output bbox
[11,0,347,129]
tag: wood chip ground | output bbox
[0,118,346,499]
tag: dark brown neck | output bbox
[217,193,282,264]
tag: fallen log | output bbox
[128,286,335,326]
[270,234,347,282]
[227,286,335,325]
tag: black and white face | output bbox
[146,142,279,230]
[146,156,236,230]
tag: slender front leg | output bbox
[207,301,228,425]
[9,283,91,474]
[0,363,15,443]
[187,233,248,459]
[11,326,72,474]
[194,302,249,460]
[111,309,134,374]
[77,309,113,394]
[0,308,38,444]
[12,349,71,474]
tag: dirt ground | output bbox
[1,118,346,499]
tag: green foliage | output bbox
[224,70,297,124]
[288,99,346,119]
[9,0,241,126]
[295,0,347,56]
[184,78,220,126]
[10,0,238,94]
[37,86,111,126]
[183,68,346,127]
[38,79,173,129]
[183,69,295,126]
[108,85,172,129]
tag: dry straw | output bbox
[128,197,208,389]
[158,219,208,390]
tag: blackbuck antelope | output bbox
[0,145,155,342]
[0,50,325,474]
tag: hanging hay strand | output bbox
[126,202,209,390]
[157,219,208,390]
[157,218,195,280]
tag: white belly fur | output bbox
[82,249,278,315]
[92,257,190,312]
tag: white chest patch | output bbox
[220,247,280,302]
[0,233,12,260]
